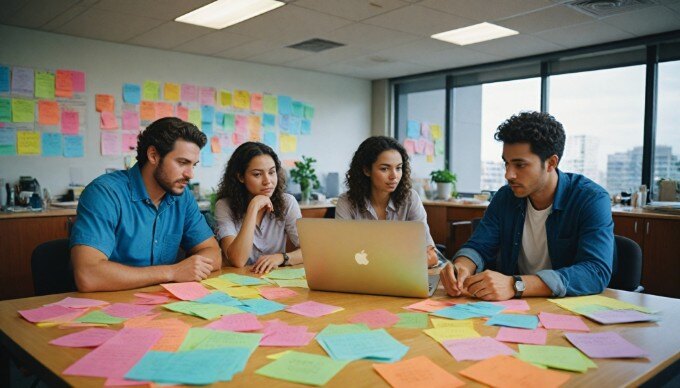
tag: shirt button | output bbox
[154,240,158,244]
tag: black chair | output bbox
[609,235,644,292]
[31,239,77,296]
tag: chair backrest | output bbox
[608,235,643,291]
[31,239,77,296]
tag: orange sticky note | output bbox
[163,83,180,102]
[140,101,156,121]
[55,70,73,98]
[176,105,188,121]
[211,136,221,153]
[250,93,263,112]
[125,316,190,352]
[100,111,118,130]
[459,355,571,388]
[155,102,174,119]
[373,356,464,388]
[38,100,59,125]
[95,94,114,112]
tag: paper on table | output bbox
[75,310,127,325]
[548,295,652,314]
[348,309,400,329]
[442,336,516,361]
[260,326,316,347]
[102,303,155,318]
[518,344,596,372]
[273,279,308,288]
[486,313,539,330]
[584,309,659,324]
[492,299,531,311]
[259,287,298,300]
[19,305,79,323]
[239,298,286,315]
[179,327,262,353]
[459,355,571,388]
[161,282,210,301]
[263,268,305,280]
[132,292,170,305]
[220,273,269,286]
[201,277,238,292]
[316,324,371,341]
[423,326,480,343]
[373,355,465,388]
[564,332,649,358]
[46,297,109,309]
[538,312,590,332]
[495,327,548,345]
[205,313,263,332]
[224,287,262,299]
[124,316,190,352]
[256,351,347,386]
[430,318,474,328]
[394,313,429,329]
[50,328,118,348]
[404,299,457,312]
[431,306,483,320]
[317,329,408,362]
[194,291,242,307]
[286,301,343,318]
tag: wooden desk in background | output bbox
[1,266,679,387]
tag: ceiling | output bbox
[2,0,680,80]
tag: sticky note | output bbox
[496,327,548,345]
[155,102,174,119]
[0,127,17,155]
[518,344,595,372]
[102,303,155,318]
[404,299,457,312]
[11,66,34,96]
[348,309,400,329]
[0,65,9,93]
[61,110,79,134]
[55,70,73,98]
[317,329,408,362]
[286,301,342,318]
[219,90,232,107]
[564,332,649,359]
[407,120,419,138]
[75,310,126,325]
[394,313,429,329]
[181,84,198,102]
[279,133,297,153]
[233,90,250,110]
[140,101,156,121]
[443,336,515,361]
[50,328,118,348]
[163,82,180,102]
[41,133,61,157]
[200,87,215,106]
[0,98,10,122]
[277,95,292,115]
[251,93,263,111]
[256,351,347,386]
[373,356,464,388]
[486,313,539,330]
[220,273,269,286]
[38,100,59,125]
[69,70,85,93]
[123,83,141,104]
[17,130,40,155]
[205,313,263,332]
[459,355,571,388]
[12,99,35,123]
[34,71,55,99]
[423,326,480,343]
[263,94,277,114]
[122,110,140,131]
[161,282,210,301]
[142,80,160,101]
[100,111,118,130]
[95,94,115,112]
[538,312,590,332]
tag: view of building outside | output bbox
[655,60,680,198]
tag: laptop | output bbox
[297,218,440,298]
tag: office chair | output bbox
[609,235,644,292]
[31,238,77,296]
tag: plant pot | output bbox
[436,182,453,200]
[301,186,312,203]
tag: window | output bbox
[654,60,680,200]
[548,65,646,195]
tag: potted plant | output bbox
[430,168,457,200]
[290,156,321,203]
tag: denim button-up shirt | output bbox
[454,170,614,297]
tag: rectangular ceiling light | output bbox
[175,0,284,29]
[431,22,518,46]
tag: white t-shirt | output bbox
[518,199,553,275]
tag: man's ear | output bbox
[147,146,160,166]
[547,155,559,172]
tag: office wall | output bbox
[0,24,371,196]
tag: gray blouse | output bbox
[215,193,301,265]
[335,188,435,247]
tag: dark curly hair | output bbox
[216,142,287,222]
[494,111,565,165]
[345,136,412,212]
[136,117,207,167]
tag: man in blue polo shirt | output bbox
[70,117,221,292]
[441,111,614,301]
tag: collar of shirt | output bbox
[362,196,397,219]
[127,164,176,209]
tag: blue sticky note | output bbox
[0,127,17,155]
[407,120,420,138]
[289,116,301,135]
[63,135,84,158]
[263,113,275,128]
[202,123,213,136]
[300,119,311,135]
[195,292,242,307]
[0,65,9,93]
[460,302,506,317]
[291,101,303,117]
[201,105,214,123]
[317,329,408,362]
[41,133,62,157]
[239,299,286,316]
[219,273,269,286]
[279,114,290,132]
[431,306,484,320]
[485,313,539,329]
[123,83,141,104]
[200,147,214,167]
[278,96,292,115]
[215,112,225,128]
[263,131,277,148]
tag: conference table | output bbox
[1,265,679,387]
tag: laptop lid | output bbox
[297,218,430,298]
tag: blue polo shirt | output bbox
[70,164,214,267]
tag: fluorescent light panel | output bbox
[431,22,518,46]
[175,0,284,29]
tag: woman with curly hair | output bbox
[336,136,439,267]
[215,142,302,273]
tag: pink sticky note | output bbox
[565,332,648,358]
[348,309,400,329]
[19,305,76,323]
[205,313,263,332]
[50,328,118,348]
[586,309,657,324]
[425,140,434,156]
[176,105,189,121]
[443,336,516,361]
[70,70,86,92]
[235,115,247,133]
[200,87,215,105]
[286,301,342,318]
[102,303,155,319]
[495,327,548,345]
[161,282,210,301]
[260,325,315,347]
[181,84,198,102]
[403,139,416,155]
[63,328,163,379]
[47,297,109,309]
[101,132,120,156]
[61,111,79,134]
[538,312,590,332]
[122,132,138,153]
[100,111,118,130]
[259,287,298,300]
[415,138,427,154]
[404,299,458,313]
[122,110,140,131]
[132,293,170,305]
[491,299,530,311]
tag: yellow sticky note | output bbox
[267,350,293,360]
[188,109,202,127]
[201,278,238,292]
[431,318,474,328]
[17,130,41,155]
[12,99,35,123]
[225,287,262,299]
[219,90,232,107]
[233,90,250,110]
[279,134,297,153]
[163,83,180,102]
[430,124,442,140]
[423,326,480,343]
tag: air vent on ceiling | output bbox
[287,38,345,53]
[566,0,657,17]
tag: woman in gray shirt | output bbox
[215,142,302,274]
[336,136,439,267]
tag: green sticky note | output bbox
[142,80,160,101]
[303,104,314,119]
[394,312,429,329]
[163,301,198,316]
[518,344,593,373]
[35,72,55,99]
[223,113,235,131]
[255,351,347,386]
[0,98,10,122]
[316,324,370,341]
[74,310,126,324]
[179,328,262,353]
[273,279,308,288]
[188,109,201,126]
[264,268,305,280]
[263,95,278,115]
[189,303,244,320]
[291,101,303,117]
[11,99,35,123]
[220,273,269,286]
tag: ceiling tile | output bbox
[363,4,474,36]
[404,46,501,69]
[496,5,594,34]
[245,47,311,65]
[55,8,164,42]
[41,5,89,31]
[224,4,353,46]
[127,21,212,50]
[0,0,30,23]
[371,38,464,62]
[293,0,409,21]
[92,0,214,21]
[2,0,80,28]
[214,40,282,61]
[534,21,634,49]
[324,59,431,80]
[470,34,564,59]
[173,30,255,56]
[283,46,370,70]
[602,6,680,36]
[420,0,555,22]
[318,23,421,51]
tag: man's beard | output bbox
[154,159,187,196]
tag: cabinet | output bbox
[423,203,486,256]
[613,214,680,298]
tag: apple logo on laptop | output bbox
[354,250,369,265]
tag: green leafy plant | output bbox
[430,169,457,184]
[290,156,320,200]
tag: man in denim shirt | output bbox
[441,111,613,300]
[70,118,221,292]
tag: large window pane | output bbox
[549,65,646,195]
[655,60,680,200]
[450,78,540,193]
